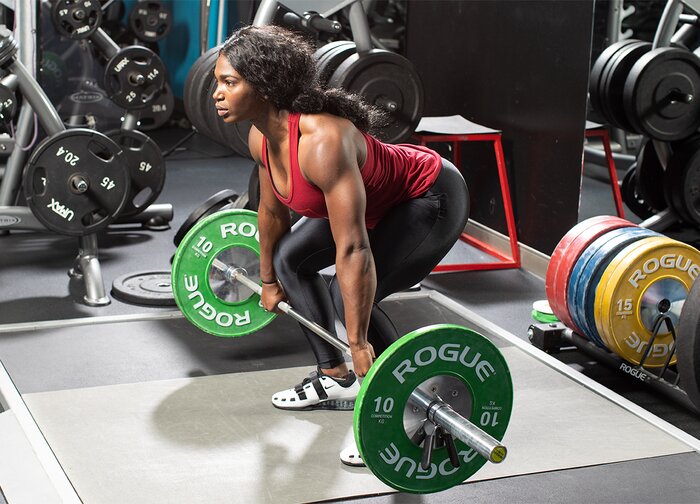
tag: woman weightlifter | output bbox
[212,25,469,441]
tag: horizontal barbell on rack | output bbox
[171,209,513,494]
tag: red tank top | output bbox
[261,112,442,229]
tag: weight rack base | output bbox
[528,322,700,416]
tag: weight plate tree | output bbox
[23,128,131,236]
[52,11,169,112]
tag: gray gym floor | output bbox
[1,129,699,503]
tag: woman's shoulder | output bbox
[299,112,355,141]
[297,113,366,177]
[298,113,364,156]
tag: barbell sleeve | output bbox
[213,259,507,464]
[409,387,507,464]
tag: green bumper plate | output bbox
[171,209,276,336]
[354,324,513,493]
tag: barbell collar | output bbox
[215,259,509,464]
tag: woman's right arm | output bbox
[249,127,291,311]
[257,162,291,284]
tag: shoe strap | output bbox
[293,374,328,401]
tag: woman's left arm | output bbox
[301,126,376,376]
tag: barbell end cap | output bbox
[489,445,507,464]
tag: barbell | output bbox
[171,209,513,494]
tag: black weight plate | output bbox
[112,270,175,306]
[0,26,18,67]
[205,73,251,157]
[104,45,167,110]
[665,135,700,225]
[636,139,668,211]
[183,47,218,140]
[23,128,131,236]
[184,47,238,154]
[328,49,423,144]
[191,50,221,141]
[313,40,343,68]
[601,41,651,131]
[0,82,17,132]
[677,277,700,411]
[316,41,356,86]
[664,135,700,224]
[677,276,700,408]
[106,129,166,218]
[683,149,700,225]
[183,46,251,157]
[129,0,172,43]
[624,47,700,141]
[136,82,174,131]
[620,163,655,219]
[52,0,102,40]
[173,189,239,246]
[589,39,640,120]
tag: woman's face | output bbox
[212,54,261,123]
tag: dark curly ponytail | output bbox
[220,25,386,134]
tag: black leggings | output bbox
[272,159,469,369]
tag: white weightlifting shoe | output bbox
[271,368,359,411]
[340,442,365,467]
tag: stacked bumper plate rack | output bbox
[530,215,700,416]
